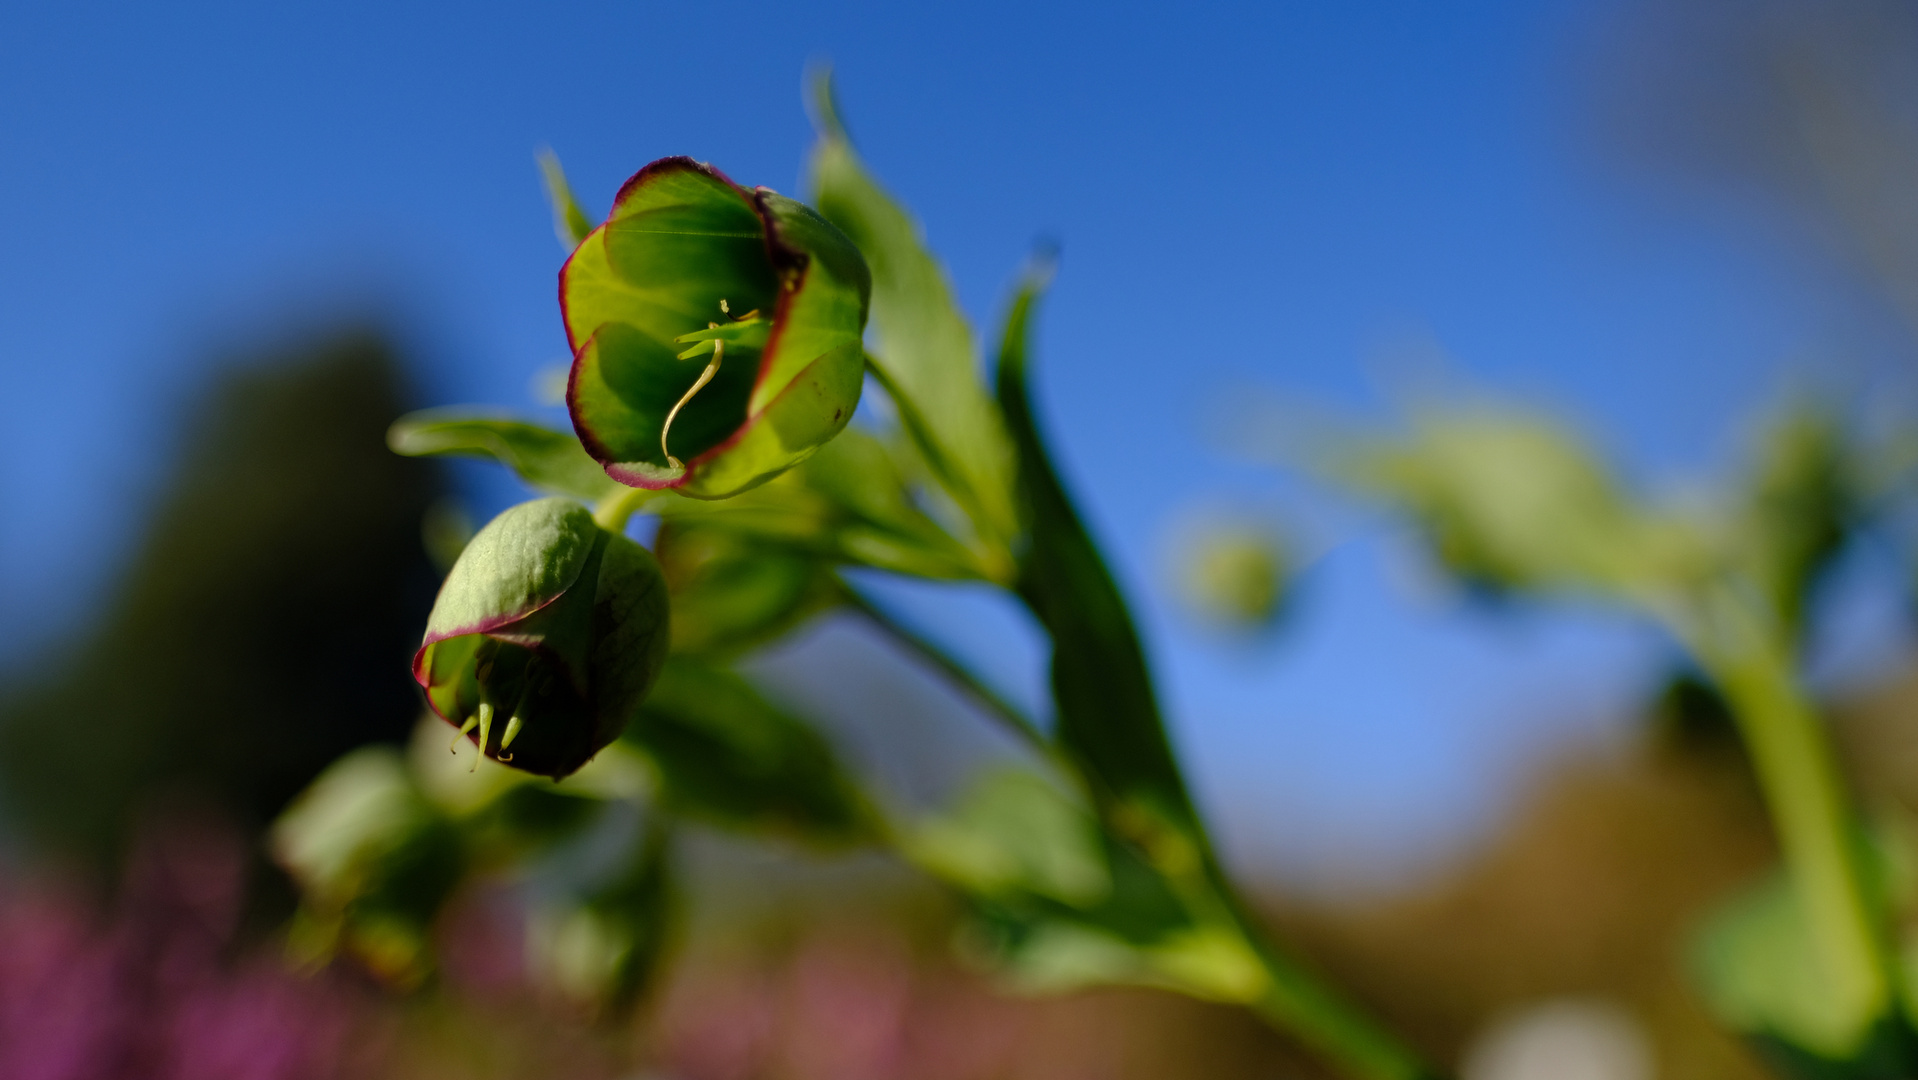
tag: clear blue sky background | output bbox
[4,0,1911,887]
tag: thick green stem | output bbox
[1678,585,1895,1034]
[592,486,652,533]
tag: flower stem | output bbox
[1673,584,1895,1034]
[593,487,653,533]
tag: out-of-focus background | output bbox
[5,1,1918,1077]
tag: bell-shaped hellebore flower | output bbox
[413,498,669,779]
[562,157,871,499]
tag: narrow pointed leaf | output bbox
[806,74,1018,560]
[992,267,1194,829]
[389,409,623,503]
[539,149,597,249]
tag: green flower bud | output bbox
[412,498,669,779]
[562,156,871,499]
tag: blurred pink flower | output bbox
[0,817,377,1080]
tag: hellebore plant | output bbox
[279,74,1447,1080]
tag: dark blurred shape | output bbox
[1649,671,1746,758]
[1598,0,1918,341]
[0,330,444,863]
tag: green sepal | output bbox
[414,498,670,778]
[560,157,869,499]
[388,409,622,502]
[806,71,1018,567]
[621,656,873,845]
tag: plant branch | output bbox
[593,486,653,533]
[1672,584,1896,1035]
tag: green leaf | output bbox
[912,769,1264,1004]
[538,148,598,250]
[992,261,1196,831]
[655,520,840,659]
[389,409,621,502]
[561,156,868,498]
[623,657,872,844]
[530,814,676,1014]
[655,426,991,581]
[1327,407,1695,597]
[806,73,1018,571]
[1735,401,1855,638]
[1692,869,1918,1078]
[907,768,1110,906]
[270,746,466,986]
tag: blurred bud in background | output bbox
[1166,512,1294,634]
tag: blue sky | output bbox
[4,0,1910,886]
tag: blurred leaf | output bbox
[993,262,1196,832]
[530,815,675,1014]
[274,724,644,987]
[908,768,1109,907]
[623,657,872,844]
[271,747,465,986]
[656,426,988,580]
[1735,402,1855,637]
[1692,868,1918,1078]
[806,71,1019,572]
[976,914,1267,1004]
[938,789,1263,1003]
[389,410,621,502]
[538,148,597,249]
[655,521,840,659]
[1331,408,1697,597]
